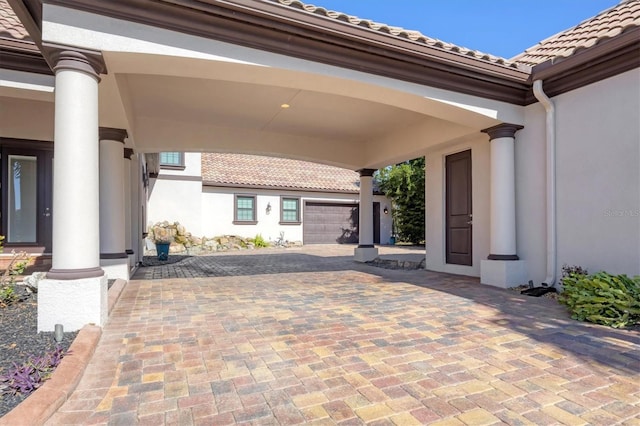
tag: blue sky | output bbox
[307,0,620,59]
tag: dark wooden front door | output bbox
[0,141,53,253]
[373,202,380,245]
[445,150,472,265]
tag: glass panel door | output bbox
[7,155,37,243]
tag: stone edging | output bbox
[0,278,127,425]
[366,257,426,270]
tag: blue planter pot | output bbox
[389,236,396,245]
[156,243,170,260]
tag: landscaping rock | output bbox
[170,243,185,253]
[144,222,302,256]
[21,272,46,294]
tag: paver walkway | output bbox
[48,246,639,425]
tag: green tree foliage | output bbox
[376,157,425,244]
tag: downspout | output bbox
[532,80,556,287]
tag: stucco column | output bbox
[129,151,142,267]
[354,169,378,262]
[124,149,134,262]
[39,50,108,331]
[99,128,129,280]
[131,154,143,266]
[480,123,527,288]
[48,52,103,278]
[483,124,522,259]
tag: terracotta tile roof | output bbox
[0,0,30,40]
[2,0,516,68]
[3,0,636,79]
[512,0,640,66]
[201,153,362,192]
[270,0,519,69]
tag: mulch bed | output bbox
[0,287,77,417]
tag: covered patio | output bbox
[2,0,533,332]
[4,0,578,342]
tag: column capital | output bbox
[99,127,128,143]
[482,123,524,140]
[124,148,135,159]
[50,48,106,82]
[357,168,376,177]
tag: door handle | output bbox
[467,221,473,225]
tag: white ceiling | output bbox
[124,74,429,143]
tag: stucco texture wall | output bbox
[518,68,640,281]
[555,69,640,276]
[201,187,392,244]
[516,104,547,285]
[425,136,491,277]
[0,97,54,141]
[147,154,203,236]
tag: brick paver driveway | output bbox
[49,246,639,425]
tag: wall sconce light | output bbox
[266,202,272,214]
[383,206,389,215]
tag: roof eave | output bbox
[5,0,61,72]
[44,0,531,104]
[525,26,640,103]
[202,180,361,194]
[0,43,52,74]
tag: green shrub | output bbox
[252,234,269,248]
[559,271,640,328]
[0,235,30,308]
[0,285,16,307]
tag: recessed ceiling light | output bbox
[281,103,290,109]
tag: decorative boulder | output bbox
[22,271,46,293]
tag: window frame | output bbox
[159,152,185,170]
[280,196,301,225]
[233,194,258,224]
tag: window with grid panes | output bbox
[281,197,300,223]
[159,152,184,167]
[235,195,256,222]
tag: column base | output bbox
[354,246,379,263]
[38,275,108,332]
[126,249,136,271]
[481,259,527,289]
[100,257,130,281]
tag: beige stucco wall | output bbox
[147,153,203,236]
[425,135,491,277]
[555,69,639,276]
[0,97,54,141]
[517,68,640,281]
[515,103,547,285]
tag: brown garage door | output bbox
[303,202,380,244]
